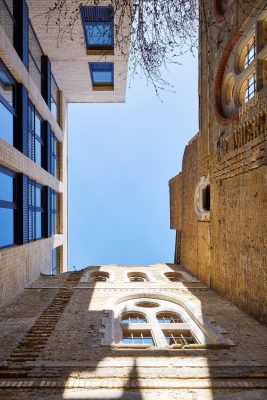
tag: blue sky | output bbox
[68,53,198,270]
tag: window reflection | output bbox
[0,166,16,248]
[0,60,15,146]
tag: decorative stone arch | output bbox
[122,270,156,283]
[101,292,234,348]
[194,176,211,222]
[80,268,115,283]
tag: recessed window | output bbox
[51,246,61,275]
[51,132,59,179]
[0,166,17,248]
[0,60,16,146]
[121,313,147,324]
[81,7,114,54]
[51,191,59,236]
[244,73,256,102]
[89,63,114,90]
[163,330,197,345]
[130,277,145,282]
[51,74,60,123]
[28,102,44,167]
[128,272,148,282]
[29,181,44,241]
[90,271,109,282]
[122,330,154,346]
[202,185,210,212]
[165,272,182,282]
[135,301,159,308]
[157,313,184,324]
[244,37,256,68]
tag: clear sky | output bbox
[68,52,198,270]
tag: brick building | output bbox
[0,0,128,306]
[169,0,267,324]
[0,264,267,399]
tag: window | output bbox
[51,74,59,123]
[122,330,154,346]
[202,185,210,211]
[163,330,197,345]
[121,313,147,324]
[51,191,59,236]
[244,37,256,68]
[90,271,109,282]
[29,21,44,94]
[89,63,114,90]
[128,272,149,282]
[245,73,256,102]
[51,133,59,179]
[81,7,114,54]
[29,181,44,241]
[52,246,61,275]
[0,166,17,248]
[0,60,16,146]
[157,313,183,324]
[28,102,44,167]
[165,272,182,282]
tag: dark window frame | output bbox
[51,190,59,236]
[51,132,59,179]
[0,165,17,249]
[81,6,114,52]
[28,180,44,241]
[89,62,114,88]
[0,59,17,145]
[51,73,60,123]
[28,100,45,167]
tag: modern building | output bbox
[0,0,129,306]
[169,0,267,324]
[0,264,266,399]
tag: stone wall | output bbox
[0,265,266,399]
[169,0,267,323]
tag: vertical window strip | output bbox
[51,190,58,235]
[27,101,44,167]
[28,180,44,241]
[244,37,256,68]
[0,166,17,248]
[245,73,256,102]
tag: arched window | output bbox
[90,271,109,282]
[127,272,148,282]
[157,312,183,323]
[121,312,147,324]
[164,272,182,282]
[102,294,234,348]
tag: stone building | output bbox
[169,0,267,324]
[0,264,267,399]
[0,0,129,306]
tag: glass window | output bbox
[81,7,114,51]
[122,331,154,346]
[51,74,59,124]
[28,102,44,167]
[0,60,16,146]
[51,191,59,236]
[28,181,44,241]
[245,74,256,102]
[0,166,16,248]
[244,37,256,68]
[89,63,114,87]
[51,133,59,179]
[164,330,197,345]
[157,313,184,324]
[165,272,182,282]
[51,246,61,275]
[122,313,147,324]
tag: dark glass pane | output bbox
[35,211,42,239]
[35,139,42,166]
[0,63,14,108]
[0,208,14,247]
[0,102,13,145]
[29,210,34,241]
[0,171,13,201]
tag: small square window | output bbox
[89,63,114,91]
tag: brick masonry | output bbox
[0,265,266,399]
[169,0,267,324]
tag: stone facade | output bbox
[169,0,267,324]
[0,264,266,399]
